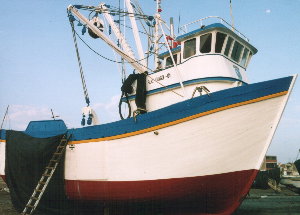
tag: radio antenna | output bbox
[0,105,9,130]
[230,0,235,30]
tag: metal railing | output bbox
[179,16,249,42]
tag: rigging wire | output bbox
[69,14,91,106]
[132,0,151,36]
[74,30,153,65]
[69,8,184,98]
[74,28,183,96]
[0,105,9,130]
[78,5,150,21]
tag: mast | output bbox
[154,0,162,69]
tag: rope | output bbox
[69,15,90,106]
[69,10,184,98]
[74,30,152,64]
[74,28,183,97]
[119,92,131,119]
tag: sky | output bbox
[0,0,299,163]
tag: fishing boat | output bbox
[280,153,300,193]
[0,1,297,215]
[280,162,300,194]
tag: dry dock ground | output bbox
[1,178,300,215]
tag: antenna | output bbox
[178,12,181,34]
[230,0,235,30]
[0,105,9,130]
[50,109,59,120]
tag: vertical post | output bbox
[230,0,235,31]
[158,20,186,98]
[101,3,136,60]
[153,0,162,70]
[125,0,146,67]
[170,17,174,39]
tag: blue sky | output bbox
[0,0,299,163]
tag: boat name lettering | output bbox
[148,73,171,84]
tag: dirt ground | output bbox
[1,178,300,215]
[0,178,17,215]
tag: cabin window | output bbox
[246,52,253,67]
[240,48,249,67]
[166,54,178,67]
[200,33,212,53]
[224,37,233,56]
[231,41,244,62]
[215,32,227,53]
[183,38,196,59]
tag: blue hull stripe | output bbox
[69,76,292,142]
[0,76,293,142]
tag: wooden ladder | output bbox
[21,133,71,215]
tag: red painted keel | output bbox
[65,169,258,214]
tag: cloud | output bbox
[265,9,271,14]
[92,95,120,123]
[2,105,52,130]
[0,96,124,131]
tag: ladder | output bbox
[21,133,71,215]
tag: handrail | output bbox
[179,16,249,42]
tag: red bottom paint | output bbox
[65,169,259,215]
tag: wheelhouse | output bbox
[159,23,257,70]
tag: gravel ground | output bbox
[1,178,299,215]
[234,188,300,215]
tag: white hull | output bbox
[65,95,288,182]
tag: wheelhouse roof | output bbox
[158,46,181,59]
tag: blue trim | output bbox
[123,76,247,101]
[69,76,292,141]
[0,76,293,142]
[0,129,6,140]
[25,120,67,138]
[175,23,257,54]
[176,23,227,41]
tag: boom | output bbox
[67,5,148,73]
